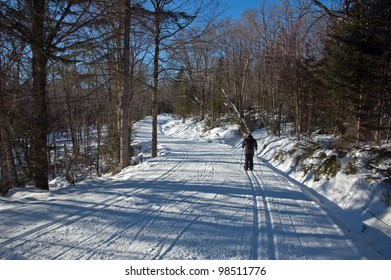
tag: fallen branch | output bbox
[220,88,249,134]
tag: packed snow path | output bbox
[0,116,381,260]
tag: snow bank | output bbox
[253,129,391,257]
[162,118,241,145]
[49,176,71,189]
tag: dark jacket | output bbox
[242,134,258,154]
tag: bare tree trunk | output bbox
[146,0,201,158]
[0,133,10,195]
[150,0,163,159]
[0,65,9,194]
[120,0,131,167]
[6,136,20,189]
[30,0,49,190]
[357,87,363,148]
[294,60,301,141]
[0,118,20,193]
[152,29,160,158]
[63,144,75,185]
[96,122,102,177]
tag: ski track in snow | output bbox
[0,115,382,260]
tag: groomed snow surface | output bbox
[0,114,389,260]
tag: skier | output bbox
[242,133,258,171]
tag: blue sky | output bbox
[222,0,267,19]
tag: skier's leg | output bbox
[244,154,249,170]
[249,155,254,170]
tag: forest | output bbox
[0,0,390,194]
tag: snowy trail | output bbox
[0,115,381,260]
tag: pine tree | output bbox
[172,68,197,121]
[318,0,391,145]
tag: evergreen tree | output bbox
[318,0,391,145]
[172,68,197,121]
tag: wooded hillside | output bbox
[0,0,390,193]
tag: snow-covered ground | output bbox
[0,114,389,260]
[253,130,391,259]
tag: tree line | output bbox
[0,0,390,194]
